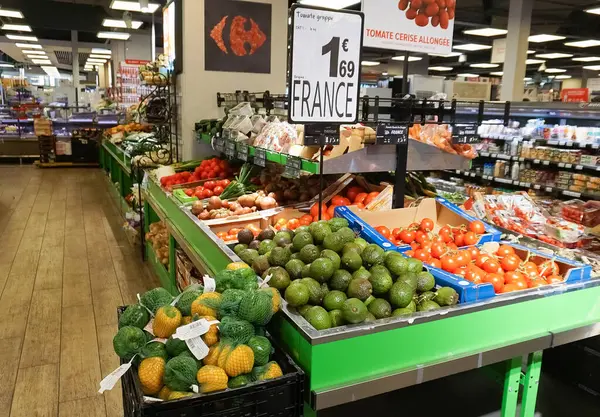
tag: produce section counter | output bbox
[142,175,600,417]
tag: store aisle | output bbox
[0,166,158,417]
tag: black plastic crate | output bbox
[544,342,600,397]
[117,307,305,417]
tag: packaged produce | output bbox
[560,200,600,228]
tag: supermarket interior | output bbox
[4,0,600,417]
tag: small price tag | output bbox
[534,184,541,190]
[565,163,572,169]
[212,136,225,153]
[143,319,155,335]
[236,142,248,162]
[546,187,553,192]
[225,140,236,159]
[283,156,302,179]
[203,276,216,293]
[542,161,550,166]
[375,124,408,145]
[304,124,340,146]
[480,152,489,157]
[576,165,583,170]
[452,124,479,144]
[186,336,210,360]
[548,140,558,145]
[558,163,565,167]
[563,190,581,198]
[98,358,134,393]
[174,319,211,341]
[566,141,573,147]
[254,147,267,167]
[534,159,541,164]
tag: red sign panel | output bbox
[125,59,151,65]
[561,88,589,103]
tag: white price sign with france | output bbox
[289,5,364,124]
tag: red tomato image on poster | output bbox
[398,0,455,29]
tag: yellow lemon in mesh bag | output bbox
[158,386,172,401]
[168,391,193,400]
[191,292,222,317]
[224,345,254,377]
[200,315,219,347]
[217,344,232,369]
[153,306,182,338]
[196,365,228,393]
[138,357,165,395]
[252,361,283,381]
[203,343,222,366]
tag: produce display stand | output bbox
[138,174,600,417]
[99,141,135,217]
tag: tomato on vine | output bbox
[469,220,486,235]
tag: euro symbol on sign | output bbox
[342,38,349,52]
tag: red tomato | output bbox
[415,231,430,245]
[529,278,549,288]
[327,205,338,218]
[331,195,345,206]
[185,189,194,196]
[475,254,490,268]
[465,266,485,284]
[392,228,402,239]
[538,260,559,277]
[483,273,505,293]
[456,250,472,266]
[353,192,368,205]
[463,231,478,246]
[439,226,453,243]
[522,261,539,278]
[202,189,214,198]
[405,250,414,257]
[504,270,526,285]
[399,229,416,244]
[500,254,521,272]
[496,244,515,258]
[469,220,486,235]
[375,226,391,239]
[467,246,480,259]
[482,258,501,274]
[546,275,563,284]
[337,197,351,206]
[413,249,430,262]
[429,258,442,268]
[346,188,361,202]
[287,219,300,230]
[354,203,366,209]
[219,179,231,188]
[310,203,328,218]
[203,180,216,190]
[501,283,520,293]
[430,242,446,259]
[454,233,465,247]
[441,255,459,273]
[454,266,468,277]
[419,218,435,233]
[364,191,380,205]
[213,185,224,195]
[194,190,204,199]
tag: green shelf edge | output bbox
[199,133,319,174]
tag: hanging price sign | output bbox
[236,142,248,162]
[288,5,364,124]
[225,140,236,159]
[376,124,408,145]
[304,124,340,146]
[212,135,225,153]
[283,156,302,179]
[452,124,480,144]
[254,147,267,167]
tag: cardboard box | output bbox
[207,217,271,244]
[335,197,501,251]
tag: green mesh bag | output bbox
[164,356,199,391]
[247,336,271,366]
[219,316,255,345]
[165,336,189,357]
[175,287,203,316]
[134,341,168,366]
[139,287,174,315]
[237,290,273,326]
[217,288,247,318]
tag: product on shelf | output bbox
[175,249,203,291]
[146,221,170,267]
[409,123,477,159]
[561,199,600,227]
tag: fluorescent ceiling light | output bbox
[536,52,573,59]
[0,8,24,18]
[102,18,143,29]
[91,48,111,54]
[457,73,479,78]
[32,59,52,65]
[545,68,567,73]
[555,75,572,79]
[0,63,13,68]
[6,34,37,41]
[573,56,600,62]
[463,28,507,37]
[527,50,535,54]
[490,71,503,76]
[87,59,107,63]
[89,54,112,59]
[454,43,492,51]
[564,40,600,48]
[16,43,41,49]
[526,59,545,64]
[26,54,47,59]
[22,50,45,55]
[586,7,600,15]
[97,31,131,40]
[298,0,360,9]
[2,24,31,32]
[41,66,60,78]
[583,65,600,70]
[361,61,380,66]
[382,72,388,76]
[109,0,160,12]
[524,77,533,81]
[528,34,565,43]
[429,66,453,71]
[470,63,499,68]
[429,52,462,57]
[391,55,423,61]
[547,75,556,79]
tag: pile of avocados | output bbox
[233,217,459,331]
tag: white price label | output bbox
[173,319,211,341]
[534,184,541,190]
[565,164,572,168]
[542,161,550,166]
[576,165,583,170]
[558,163,565,167]
[143,319,155,336]
[566,142,573,147]
[289,6,363,123]
[186,336,210,360]
[563,190,581,198]
[546,187,553,192]
[98,358,134,393]
[481,152,489,157]
[203,275,216,293]
[534,159,541,164]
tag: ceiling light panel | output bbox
[528,34,565,43]
[524,77,532,81]
[5,34,37,41]
[22,50,45,55]
[457,73,479,77]
[573,56,600,62]
[91,48,111,54]
[564,40,600,48]
[429,66,453,71]
[0,9,24,18]
[470,63,499,68]
[298,0,360,9]
[110,0,160,12]
[87,59,107,63]
[361,61,380,66]
[526,59,545,64]
[463,28,507,37]
[583,65,600,70]
[454,43,492,51]
[97,32,131,40]
[32,59,52,65]
[391,55,423,61]
[555,75,572,79]
[41,66,60,78]
[536,52,573,59]
[102,19,143,29]
[2,24,31,31]
[586,7,600,15]
[545,68,567,73]
[527,50,535,54]
[429,52,462,57]
[89,54,112,59]
[16,43,42,49]
[0,63,13,68]
[490,71,503,76]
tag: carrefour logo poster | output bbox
[362,0,455,54]
[205,0,272,73]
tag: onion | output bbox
[198,210,210,220]
[221,199,230,209]
[207,196,222,211]
[191,201,204,215]
[259,196,278,210]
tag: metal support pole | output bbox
[71,30,80,107]
[520,351,543,417]
[318,145,324,220]
[501,356,522,417]
[402,51,409,95]
[393,141,408,209]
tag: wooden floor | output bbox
[0,166,158,417]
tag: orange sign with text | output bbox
[560,88,589,103]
